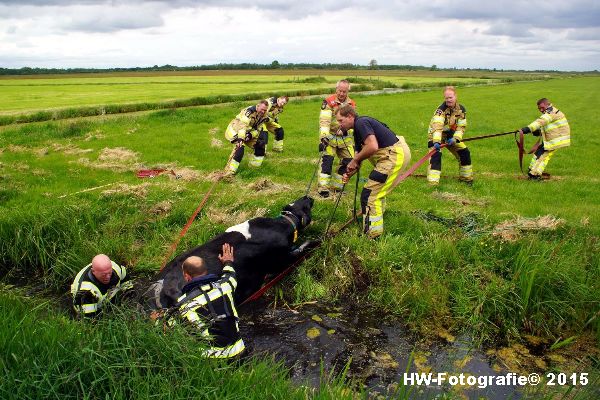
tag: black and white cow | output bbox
[144,196,315,309]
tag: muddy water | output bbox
[240,300,521,399]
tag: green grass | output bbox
[0,290,358,400]
[0,76,599,395]
[0,70,550,125]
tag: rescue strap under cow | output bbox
[159,146,238,271]
[514,130,541,174]
[305,148,325,197]
[240,212,361,306]
[395,130,522,186]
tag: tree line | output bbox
[0,61,580,76]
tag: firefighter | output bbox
[518,98,571,180]
[427,86,472,185]
[338,105,411,239]
[318,79,356,198]
[170,243,246,359]
[262,95,288,152]
[224,100,269,174]
[71,254,132,318]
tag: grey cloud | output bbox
[1,0,599,62]
[566,27,600,40]
[62,7,164,32]
[2,0,599,29]
[484,21,533,38]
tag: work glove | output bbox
[446,137,456,146]
[318,137,329,152]
[520,127,531,134]
[433,142,441,152]
[244,131,254,141]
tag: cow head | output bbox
[282,196,314,230]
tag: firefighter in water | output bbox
[338,105,412,239]
[427,86,473,185]
[262,95,288,153]
[318,79,356,198]
[224,100,269,174]
[518,98,571,180]
[170,243,246,359]
[71,254,132,318]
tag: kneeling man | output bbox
[338,105,411,238]
[171,243,245,359]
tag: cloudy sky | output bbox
[0,0,599,71]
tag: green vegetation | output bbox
[0,71,552,125]
[1,74,599,397]
[0,290,355,399]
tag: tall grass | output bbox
[0,290,359,399]
[1,77,599,348]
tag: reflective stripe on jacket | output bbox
[319,94,356,138]
[175,264,245,358]
[527,104,570,150]
[71,261,127,316]
[428,102,467,143]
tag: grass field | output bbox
[0,69,552,117]
[1,73,599,398]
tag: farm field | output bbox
[0,69,550,115]
[1,74,599,398]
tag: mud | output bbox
[240,300,522,399]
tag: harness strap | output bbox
[515,131,541,175]
[280,212,299,243]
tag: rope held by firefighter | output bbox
[159,146,238,271]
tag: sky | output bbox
[0,0,599,71]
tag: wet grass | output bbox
[0,289,359,400]
[1,76,599,396]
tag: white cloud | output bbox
[0,1,598,70]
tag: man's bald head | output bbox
[91,254,113,284]
[182,256,208,280]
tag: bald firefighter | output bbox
[338,105,411,239]
[224,100,269,174]
[318,79,356,198]
[518,98,571,180]
[262,95,288,152]
[71,254,132,318]
[427,86,472,185]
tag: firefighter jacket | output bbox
[225,105,269,143]
[524,104,570,151]
[173,264,245,359]
[266,97,285,122]
[428,102,467,143]
[71,261,130,317]
[319,94,356,140]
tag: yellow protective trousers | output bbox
[319,135,355,193]
[226,135,266,174]
[262,119,284,152]
[361,137,411,238]
[528,145,555,176]
[427,141,472,184]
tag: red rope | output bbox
[240,212,362,306]
[159,146,238,271]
